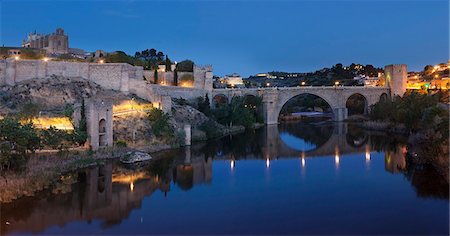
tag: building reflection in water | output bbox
[384,146,407,174]
[1,152,213,235]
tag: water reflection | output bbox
[1,123,448,235]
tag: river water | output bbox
[1,123,448,235]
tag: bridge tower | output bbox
[384,64,407,97]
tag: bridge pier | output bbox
[333,107,348,121]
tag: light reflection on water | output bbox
[1,123,448,235]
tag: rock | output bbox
[120,151,152,164]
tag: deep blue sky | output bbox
[1,0,448,76]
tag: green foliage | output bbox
[173,97,188,106]
[369,91,449,135]
[199,120,222,139]
[176,60,194,72]
[73,100,88,146]
[115,140,127,147]
[197,94,211,116]
[19,102,41,122]
[63,103,74,121]
[148,108,173,137]
[211,96,260,128]
[19,48,45,59]
[104,51,141,65]
[165,55,172,71]
[154,69,158,84]
[40,126,71,150]
[134,48,166,70]
[0,117,40,169]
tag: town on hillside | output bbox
[2,28,449,91]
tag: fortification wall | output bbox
[0,59,145,94]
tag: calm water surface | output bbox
[1,123,448,235]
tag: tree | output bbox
[176,60,194,72]
[154,69,159,84]
[73,99,88,146]
[40,126,69,150]
[148,108,173,137]
[197,94,211,117]
[173,70,178,86]
[0,117,40,169]
[156,51,164,61]
[165,55,172,71]
[19,102,40,123]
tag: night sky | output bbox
[1,0,448,76]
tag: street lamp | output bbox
[43,57,49,62]
[99,59,104,64]
[14,56,20,60]
[266,82,270,87]
[334,81,340,86]
[301,81,306,86]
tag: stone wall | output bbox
[0,59,144,94]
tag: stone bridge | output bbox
[211,86,390,124]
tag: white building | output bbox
[222,73,244,87]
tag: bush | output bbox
[148,108,173,137]
[40,126,71,150]
[199,120,222,139]
[115,140,127,147]
[176,60,194,72]
[0,117,40,169]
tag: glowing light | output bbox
[31,117,74,130]
[230,160,235,170]
[435,74,439,79]
[301,81,306,86]
[14,56,20,60]
[301,158,306,168]
[43,57,49,62]
[130,182,134,192]
[266,82,270,87]
[99,59,104,64]
[334,146,340,167]
[365,151,371,162]
[266,158,270,168]
[334,81,340,86]
[335,155,340,166]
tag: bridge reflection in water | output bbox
[1,123,448,235]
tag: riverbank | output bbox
[0,121,264,203]
[347,119,449,182]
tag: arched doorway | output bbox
[346,93,368,116]
[212,94,229,108]
[99,119,107,147]
[278,93,333,123]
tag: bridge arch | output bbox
[212,94,229,108]
[275,92,335,123]
[346,93,368,115]
[379,93,389,102]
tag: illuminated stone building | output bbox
[22,28,69,54]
